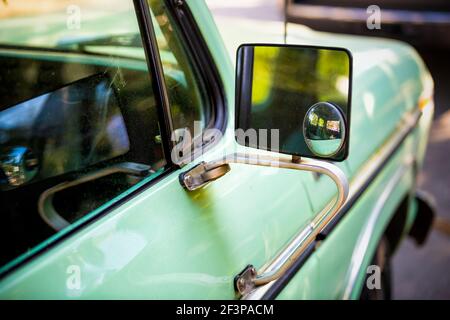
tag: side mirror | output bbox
[182,44,353,295]
[235,44,352,161]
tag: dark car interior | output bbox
[0,52,167,266]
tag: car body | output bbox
[0,0,434,299]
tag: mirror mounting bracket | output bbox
[179,161,231,191]
[179,153,349,298]
[179,155,305,192]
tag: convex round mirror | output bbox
[303,102,346,157]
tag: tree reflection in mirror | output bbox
[304,102,345,157]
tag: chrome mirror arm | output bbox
[180,153,349,297]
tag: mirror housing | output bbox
[235,44,352,161]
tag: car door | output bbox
[0,0,321,299]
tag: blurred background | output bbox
[206,0,450,299]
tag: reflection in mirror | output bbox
[0,74,130,189]
[304,102,345,157]
[235,44,351,161]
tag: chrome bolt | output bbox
[237,277,246,292]
[183,174,193,185]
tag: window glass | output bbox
[149,0,208,135]
[0,0,209,268]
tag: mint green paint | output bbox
[0,162,315,299]
[316,137,415,299]
[276,256,321,299]
[0,0,433,299]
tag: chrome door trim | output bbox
[243,109,422,300]
[342,157,414,300]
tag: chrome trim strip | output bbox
[342,157,414,299]
[243,109,422,300]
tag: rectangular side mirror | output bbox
[235,44,352,161]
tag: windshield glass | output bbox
[0,0,145,58]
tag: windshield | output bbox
[0,0,145,58]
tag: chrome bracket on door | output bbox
[179,153,349,298]
[234,265,257,295]
[179,161,231,191]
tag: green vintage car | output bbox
[0,0,435,299]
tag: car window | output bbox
[149,0,209,135]
[0,0,209,269]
